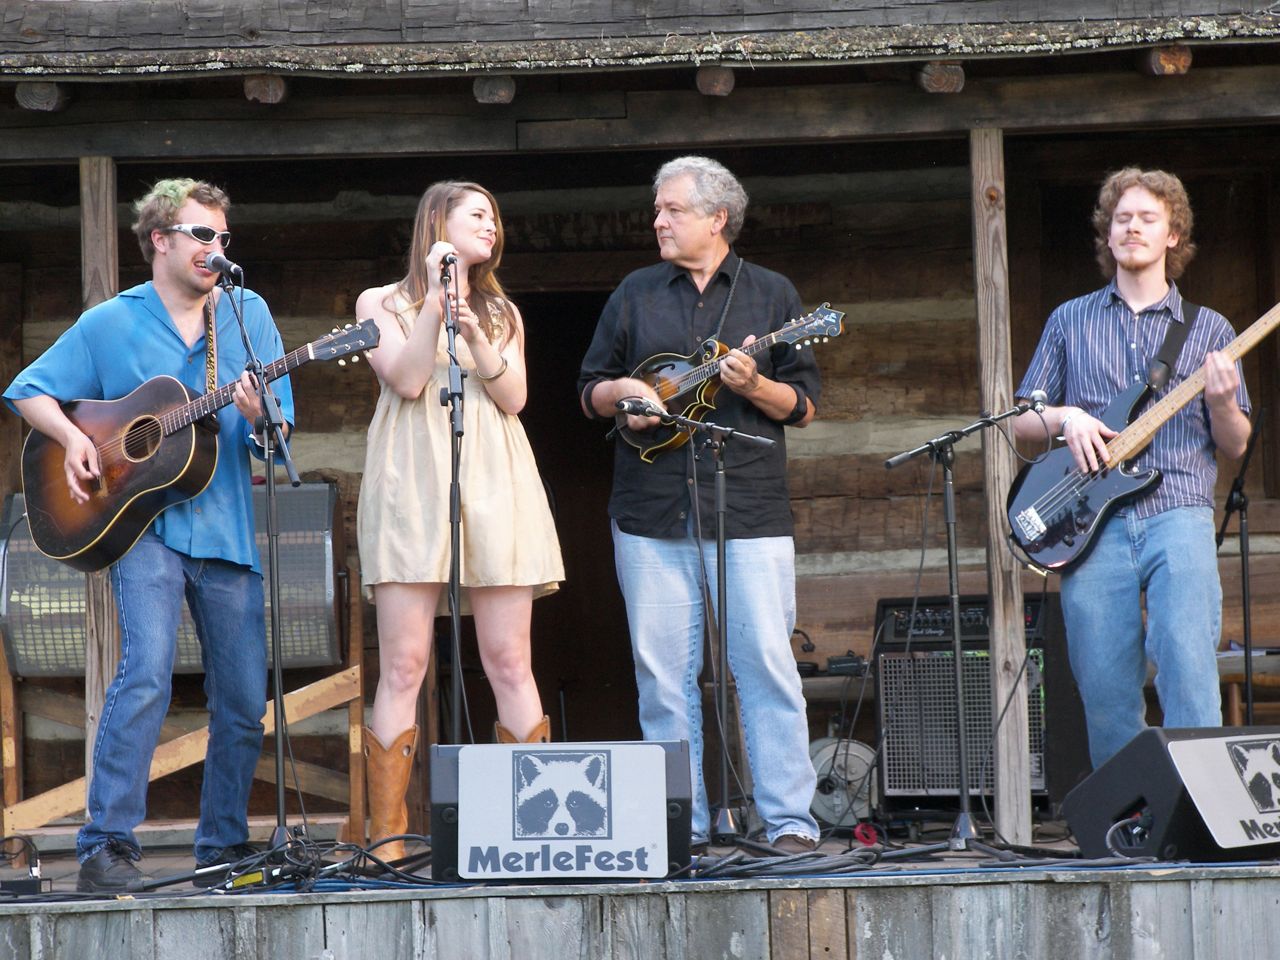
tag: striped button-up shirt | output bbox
[1017,280,1249,520]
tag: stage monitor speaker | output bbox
[1064,727,1280,862]
[873,593,1089,811]
[430,740,692,881]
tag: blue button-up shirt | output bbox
[4,282,295,572]
[1017,280,1248,520]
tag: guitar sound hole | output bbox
[123,417,163,462]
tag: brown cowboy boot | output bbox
[364,725,418,861]
[494,715,551,743]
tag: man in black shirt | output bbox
[578,156,820,852]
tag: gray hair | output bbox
[653,156,749,243]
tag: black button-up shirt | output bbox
[577,250,821,539]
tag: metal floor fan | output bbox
[809,737,878,827]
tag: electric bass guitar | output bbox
[1006,300,1280,572]
[20,319,379,572]
[616,303,844,463]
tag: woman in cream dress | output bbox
[356,181,563,858]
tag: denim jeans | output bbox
[612,523,819,843]
[1060,506,1222,768]
[77,533,267,864]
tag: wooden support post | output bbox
[472,75,515,105]
[915,61,966,94]
[969,127,1030,845]
[1139,44,1193,77]
[695,65,735,97]
[343,566,365,843]
[79,157,120,802]
[15,82,69,112]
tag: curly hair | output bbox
[131,178,231,264]
[1092,167,1196,279]
[654,156,749,243]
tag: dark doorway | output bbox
[517,290,641,742]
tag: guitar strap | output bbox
[1147,299,1198,390]
[706,255,744,343]
[204,294,218,393]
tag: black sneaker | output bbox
[193,842,261,888]
[77,839,150,893]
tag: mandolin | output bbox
[616,303,844,462]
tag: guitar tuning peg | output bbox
[331,326,340,334]
[337,359,347,367]
[351,355,361,363]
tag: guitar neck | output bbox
[1109,300,1280,461]
[675,326,797,394]
[162,344,308,434]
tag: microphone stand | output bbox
[218,270,301,857]
[633,404,774,847]
[1216,410,1262,724]
[882,401,1031,857]
[437,259,467,743]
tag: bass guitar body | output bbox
[22,376,218,572]
[1005,382,1161,571]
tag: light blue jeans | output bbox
[612,522,819,844]
[1061,506,1222,768]
[77,533,267,864]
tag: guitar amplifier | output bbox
[872,594,1089,812]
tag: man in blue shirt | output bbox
[1013,168,1249,768]
[4,178,294,892]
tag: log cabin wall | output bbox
[4,48,1280,816]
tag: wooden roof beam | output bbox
[696,65,734,97]
[916,61,965,94]
[1139,44,1193,76]
[473,75,516,104]
[15,81,68,112]
[244,75,289,105]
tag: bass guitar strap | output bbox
[1147,299,1198,390]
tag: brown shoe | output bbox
[494,715,551,743]
[364,725,418,861]
[772,834,818,855]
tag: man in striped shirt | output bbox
[1013,168,1250,768]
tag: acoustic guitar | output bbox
[1006,300,1280,571]
[616,303,844,462]
[20,319,379,572]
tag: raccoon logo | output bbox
[513,751,611,840]
[1227,738,1280,813]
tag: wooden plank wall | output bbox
[2,135,1279,776]
[2,871,1279,958]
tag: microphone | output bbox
[204,253,242,276]
[616,397,664,418]
[1028,389,1048,414]
[442,253,458,266]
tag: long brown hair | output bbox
[394,181,517,346]
[1092,167,1197,280]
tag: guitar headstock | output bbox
[316,318,380,367]
[780,302,845,348]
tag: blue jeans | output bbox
[612,523,819,843]
[1061,506,1222,768]
[77,533,267,864]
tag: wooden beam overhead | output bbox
[4,65,1280,162]
[915,61,965,94]
[473,75,516,105]
[695,65,735,97]
[1139,44,1193,76]
[15,81,68,112]
[244,74,289,104]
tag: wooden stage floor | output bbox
[3,827,1279,960]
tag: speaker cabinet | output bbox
[873,593,1088,812]
[1064,727,1280,861]
[430,740,692,881]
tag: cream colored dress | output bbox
[357,292,564,614]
